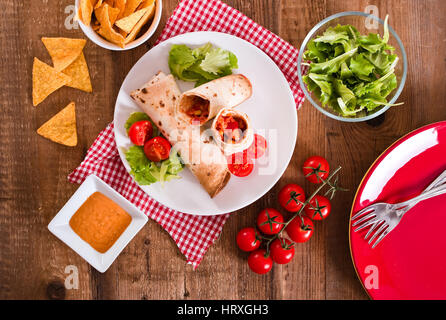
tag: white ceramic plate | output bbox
[114,31,297,215]
[48,175,148,273]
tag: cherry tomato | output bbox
[246,134,267,159]
[285,216,314,243]
[304,195,331,221]
[143,136,171,162]
[257,208,284,235]
[270,238,295,264]
[278,184,306,212]
[248,249,273,274]
[303,156,330,184]
[236,227,261,252]
[128,120,153,146]
[227,152,254,177]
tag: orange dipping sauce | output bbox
[69,192,132,253]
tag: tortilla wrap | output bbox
[176,74,252,125]
[130,72,230,198]
[212,108,254,155]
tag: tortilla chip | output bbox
[94,0,104,9]
[37,102,77,146]
[124,2,155,44]
[32,58,71,106]
[121,0,142,18]
[115,0,127,19]
[108,5,121,24]
[138,0,155,9]
[79,0,94,26]
[41,37,86,71]
[62,52,92,93]
[95,4,126,47]
[115,8,147,34]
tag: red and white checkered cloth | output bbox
[68,0,304,269]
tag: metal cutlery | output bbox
[351,170,446,248]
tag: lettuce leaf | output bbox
[124,112,159,137]
[168,43,238,86]
[125,146,183,186]
[302,15,401,117]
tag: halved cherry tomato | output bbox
[257,208,284,235]
[236,227,261,252]
[227,152,254,177]
[278,184,306,212]
[304,195,331,221]
[128,120,153,146]
[270,238,295,264]
[246,134,267,159]
[143,136,171,162]
[303,156,329,184]
[285,216,314,243]
[248,249,273,274]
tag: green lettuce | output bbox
[302,15,402,117]
[168,43,238,87]
[125,146,183,186]
[124,112,158,136]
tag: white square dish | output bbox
[48,174,148,273]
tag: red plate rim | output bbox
[348,120,446,299]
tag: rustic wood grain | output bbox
[0,0,445,300]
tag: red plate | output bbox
[350,121,446,300]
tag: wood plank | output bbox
[0,0,445,300]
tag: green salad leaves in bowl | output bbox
[297,12,407,122]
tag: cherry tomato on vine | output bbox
[304,195,331,221]
[129,120,153,146]
[278,184,306,212]
[236,227,261,252]
[248,249,273,274]
[285,216,314,243]
[270,238,295,264]
[246,134,267,159]
[227,152,254,177]
[144,136,171,162]
[303,156,329,184]
[257,208,284,235]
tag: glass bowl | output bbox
[297,11,407,122]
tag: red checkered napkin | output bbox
[69,0,304,269]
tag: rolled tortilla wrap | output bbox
[130,72,230,198]
[212,108,254,155]
[176,74,252,125]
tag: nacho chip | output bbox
[124,1,155,44]
[115,0,127,19]
[41,37,86,71]
[108,5,121,24]
[138,0,155,9]
[95,4,126,47]
[79,0,94,26]
[62,52,92,93]
[32,58,71,106]
[37,102,77,147]
[115,8,147,34]
[94,0,104,9]
[121,0,142,18]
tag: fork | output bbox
[351,170,446,248]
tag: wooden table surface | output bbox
[1,0,445,300]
